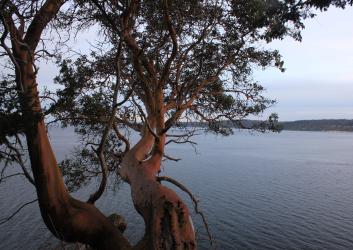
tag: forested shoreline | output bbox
[178,119,353,132]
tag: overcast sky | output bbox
[37,6,353,122]
[255,7,353,121]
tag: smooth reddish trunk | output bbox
[120,133,196,249]
[17,48,130,249]
[6,0,198,248]
[16,47,195,249]
[27,121,130,249]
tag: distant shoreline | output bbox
[175,119,353,132]
[51,119,353,133]
[279,119,353,132]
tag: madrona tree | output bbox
[0,0,131,248]
[0,0,352,249]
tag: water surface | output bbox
[1,129,353,249]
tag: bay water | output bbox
[1,129,353,249]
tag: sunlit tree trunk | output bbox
[3,1,130,248]
[14,45,130,250]
[120,110,196,249]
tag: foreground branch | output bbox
[0,199,38,225]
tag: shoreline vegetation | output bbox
[279,119,353,132]
[177,119,353,132]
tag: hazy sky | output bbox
[255,7,353,121]
[37,6,353,122]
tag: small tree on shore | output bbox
[1,0,352,249]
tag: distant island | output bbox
[279,119,353,132]
[177,119,353,132]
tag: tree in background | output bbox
[1,0,352,249]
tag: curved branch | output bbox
[115,117,142,132]
[2,138,35,185]
[131,96,159,140]
[0,172,25,183]
[157,176,213,246]
[10,145,35,185]
[121,0,157,90]
[166,138,197,146]
[159,0,178,86]
[87,40,123,204]
[113,124,130,153]
[24,0,65,51]
[0,10,24,93]
[0,199,38,225]
[163,153,181,162]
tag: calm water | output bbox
[1,129,353,249]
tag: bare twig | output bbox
[163,154,181,162]
[3,139,35,185]
[10,145,35,185]
[166,138,197,146]
[0,199,38,225]
[0,172,25,182]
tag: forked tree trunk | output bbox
[17,48,196,249]
[120,132,197,250]
[6,0,197,248]
[14,44,196,250]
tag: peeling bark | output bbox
[120,132,196,250]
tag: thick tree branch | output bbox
[159,0,178,86]
[24,0,65,51]
[121,0,157,88]
[0,10,24,93]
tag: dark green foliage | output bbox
[0,76,26,169]
[45,51,132,191]
[307,0,353,10]
[0,77,23,142]
[45,0,351,188]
